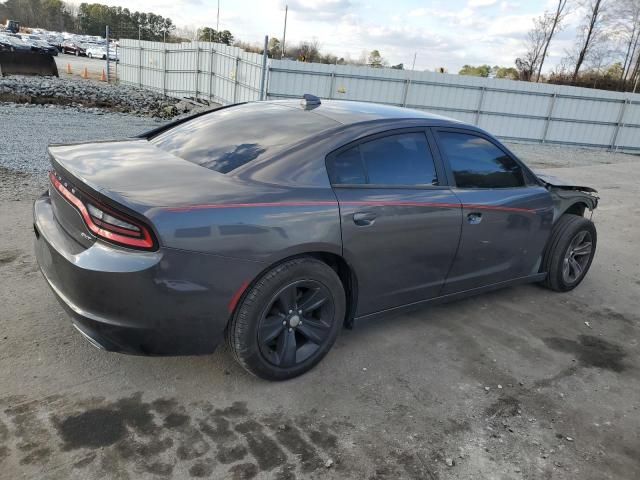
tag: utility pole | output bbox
[411,52,417,71]
[281,4,288,59]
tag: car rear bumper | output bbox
[33,192,262,356]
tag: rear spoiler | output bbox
[137,102,247,139]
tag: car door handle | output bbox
[353,212,377,226]
[467,212,483,224]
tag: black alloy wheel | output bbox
[258,280,335,368]
[562,230,593,284]
[541,213,597,292]
[228,257,345,380]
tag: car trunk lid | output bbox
[48,139,256,217]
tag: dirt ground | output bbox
[0,150,639,479]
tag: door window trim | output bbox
[325,127,450,189]
[430,127,541,190]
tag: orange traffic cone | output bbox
[100,69,107,82]
[81,67,89,79]
[66,63,72,75]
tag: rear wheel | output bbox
[227,258,345,380]
[540,214,597,292]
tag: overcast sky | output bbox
[92,0,586,72]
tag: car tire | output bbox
[75,50,79,56]
[227,257,345,381]
[88,53,92,58]
[540,214,597,292]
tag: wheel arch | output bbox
[227,251,359,329]
[561,201,589,218]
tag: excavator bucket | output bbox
[0,51,58,77]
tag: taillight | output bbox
[49,171,156,250]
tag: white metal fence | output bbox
[119,39,640,152]
[119,39,265,104]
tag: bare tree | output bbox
[294,39,320,63]
[571,0,607,82]
[535,0,569,82]
[516,15,553,80]
[613,0,640,83]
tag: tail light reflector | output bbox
[49,171,156,250]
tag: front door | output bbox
[327,129,462,316]
[432,128,553,294]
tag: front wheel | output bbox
[227,258,345,380]
[88,53,92,58]
[540,214,597,292]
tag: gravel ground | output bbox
[0,104,162,200]
[1,104,639,480]
[0,103,162,174]
[0,76,213,118]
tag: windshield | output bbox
[150,103,337,174]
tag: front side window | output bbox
[328,132,438,186]
[436,131,524,188]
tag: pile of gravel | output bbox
[0,76,205,118]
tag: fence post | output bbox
[474,86,486,125]
[233,56,240,103]
[105,25,110,83]
[328,69,336,99]
[162,48,167,97]
[610,98,629,151]
[138,41,142,87]
[541,93,557,143]
[209,47,215,102]
[194,42,200,99]
[259,35,269,101]
[265,64,271,101]
[401,71,413,107]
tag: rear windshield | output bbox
[150,103,338,173]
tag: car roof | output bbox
[268,99,463,127]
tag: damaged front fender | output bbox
[536,172,599,222]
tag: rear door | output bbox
[327,128,462,316]
[432,128,553,294]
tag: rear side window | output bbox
[150,103,337,174]
[436,131,524,188]
[328,132,438,186]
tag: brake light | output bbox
[49,171,156,250]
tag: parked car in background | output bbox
[46,35,64,51]
[61,40,86,56]
[85,44,117,61]
[0,37,12,52]
[0,34,32,52]
[34,98,599,381]
[22,37,58,55]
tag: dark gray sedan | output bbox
[34,97,598,380]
